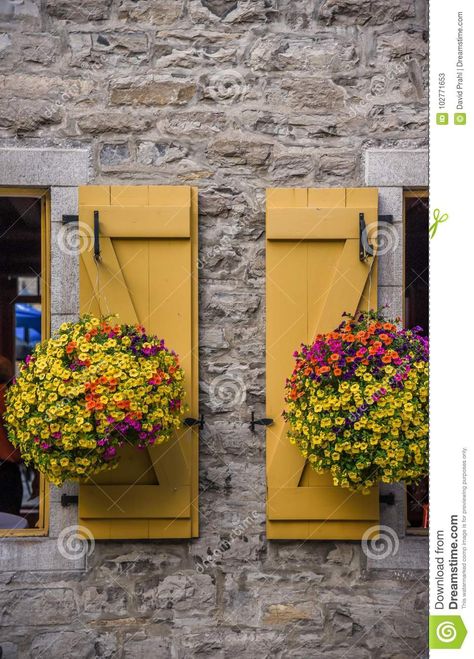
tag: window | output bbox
[0,188,49,535]
[404,190,429,533]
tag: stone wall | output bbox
[0,1,428,657]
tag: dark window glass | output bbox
[405,194,429,530]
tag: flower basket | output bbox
[284,311,429,494]
[5,316,185,486]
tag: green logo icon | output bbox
[454,113,466,125]
[429,208,449,239]
[436,113,449,125]
[429,615,467,649]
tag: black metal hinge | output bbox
[61,494,79,507]
[379,493,395,506]
[250,411,274,432]
[93,210,100,260]
[184,414,205,430]
[62,214,79,224]
[359,212,374,262]
[359,213,394,262]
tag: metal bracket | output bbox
[379,493,395,506]
[62,214,79,224]
[94,210,101,260]
[378,214,394,224]
[184,414,205,430]
[359,212,374,262]
[61,494,79,507]
[250,411,274,433]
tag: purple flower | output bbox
[103,446,117,461]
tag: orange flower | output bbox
[320,365,330,374]
[333,367,342,376]
[66,341,77,355]
[381,355,391,363]
[329,353,340,362]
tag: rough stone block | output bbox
[118,0,184,26]
[123,636,171,659]
[318,0,415,26]
[46,0,112,21]
[110,78,196,106]
[99,143,131,166]
[0,588,78,624]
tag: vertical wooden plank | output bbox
[266,241,308,487]
[110,186,149,207]
[149,186,191,206]
[266,188,308,209]
[79,186,110,206]
[307,188,346,208]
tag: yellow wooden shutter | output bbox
[78,185,198,539]
[266,187,380,540]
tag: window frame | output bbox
[0,186,50,538]
[403,187,429,537]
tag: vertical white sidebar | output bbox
[430,0,473,654]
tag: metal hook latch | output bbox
[61,494,79,507]
[250,411,274,432]
[184,414,205,430]
[94,210,101,261]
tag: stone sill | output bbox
[367,535,428,571]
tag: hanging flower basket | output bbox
[5,316,185,486]
[283,311,429,494]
